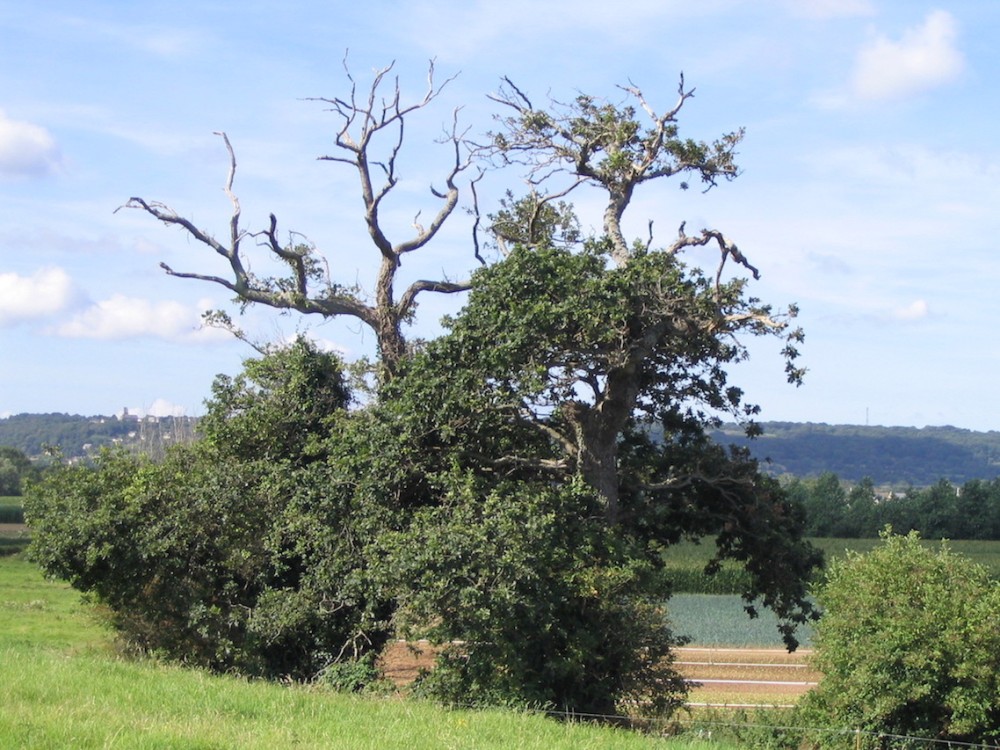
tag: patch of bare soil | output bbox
[678,647,819,706]
[378,640,439,686]
[377,642,820,706]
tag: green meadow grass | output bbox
[0,555,726,749]
[811,537,1000,577]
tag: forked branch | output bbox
[121,58,480,379]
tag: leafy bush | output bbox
[382,471,688,717]
[24,340,393,682]
[800,530,1000,747]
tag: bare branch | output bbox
[531,423,579,459]
[397,278,471,320]
[667,226,761,289]
[119,197,229,258]
[493,454,569,472]
[213,131,242,251]
[469,171,486,264]
[123,58,477,381]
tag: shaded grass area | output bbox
[0,555,723,749]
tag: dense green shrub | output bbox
[24,340,394,681]
[382,471,688,716]
[800,530,1000,747]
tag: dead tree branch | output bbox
[121,58,480,379]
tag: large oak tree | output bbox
[31,61,821,718]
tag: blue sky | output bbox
[1,1,997,430]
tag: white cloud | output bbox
[890,299,930,322]
[0,267,80,325]
[52,295,231,342]
[852,10,964,101]
[115,400,188,418]
[146,399,189,417]
[0,110,62,177]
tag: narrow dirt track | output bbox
[379,642,820,708]
[677,647,819,707]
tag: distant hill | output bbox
[712,422,1000,486]
[0,412,198,460]
[4,413,1000,486]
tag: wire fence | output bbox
[437,700,1000,749]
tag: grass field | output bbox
[664,537,1000,596]
[0,554,727,749]
[6,533,998,746]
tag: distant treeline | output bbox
[7,414,1000,486]
[789,473,1000,540]
[711,422,1000,486]
[0,413,198,459]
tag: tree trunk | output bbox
[579,428,622,525]
[564,353,648,525]
[374,254,405,378]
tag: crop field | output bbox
[0,524,28,556]
[0,496,23,524]
[0,497,28,556]
[664,537,1000,594]
[668,594,814,648]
